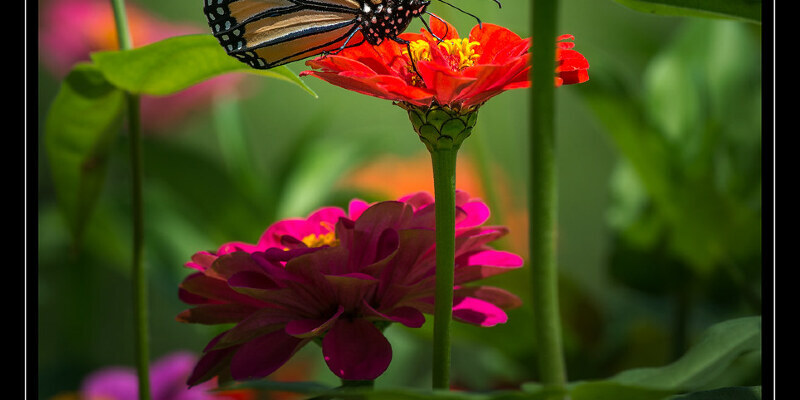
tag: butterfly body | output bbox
[203,0,430,69]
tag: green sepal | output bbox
[398,102,480,152]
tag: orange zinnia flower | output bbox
[301,15,588,111]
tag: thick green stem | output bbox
[530,0,567,392]
[110,0,133,50]
[430,147,459,390]
[109,1,150,399]
[128,94,151,400]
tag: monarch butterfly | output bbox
[203,0,499,70]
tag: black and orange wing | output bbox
[204,0,367,69]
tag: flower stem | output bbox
[530,0,567,393]
[109,1,151,399]
[429,147,458,390]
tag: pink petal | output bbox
[149,352,202,399]
[455,200,490,228]
[460,249,524,268]
[348,199,371,220]
[176,303,259,325]
[452,250,524,285]
[452,296,508,327]
[213,307,298,350]
[178,286,215,305]
[377,229,436,297]
[178,273,263,308]
[229,330,309,381]
[255,207,342,249]
[453,286,523,310]
[187,332,236,387]
[210,251,264,280]
[185,251,217,272]
[362,300,426,328]
[322,318,392,380]
[217,241,261,255]
[81,368,138,400]
[324,274,379,310]
[347,201,413,269]
[285,305,344,338]
[398,192,435,210]
[407,203,436,230]
[308,207,348,227]
[455,226,510,252]
[228,270,283,291]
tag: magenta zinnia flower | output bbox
[178,191,523,384]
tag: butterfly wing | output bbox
[205,0,367,68]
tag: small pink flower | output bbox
[79,351,254,400]
[178,191,523,384]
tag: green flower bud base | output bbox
[398,102,479,152]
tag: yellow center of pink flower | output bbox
[300,222,338,248]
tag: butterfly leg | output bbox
[420,14,446,43]
[321,26,365,58]
[393,37,426,85]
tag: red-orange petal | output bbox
[469,23,524,65]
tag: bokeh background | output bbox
[37,0,763,398]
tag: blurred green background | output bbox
[37,0,763,398]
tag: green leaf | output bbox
[547,317,761,399]
[613,0,761,24]
[90,34,317,97]
[670,386,761,399]
[609,317,761,391]
[44,63,125,244]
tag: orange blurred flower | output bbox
[337,152,529,256]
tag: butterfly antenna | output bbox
[434,0,485,28]
[422,12,447,42]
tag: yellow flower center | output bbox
[403,38,481,70]
[438,38,481,69]
[405,40,432,63]
[300,222,338,248]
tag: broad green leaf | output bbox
[610,317,761,391]
[613,0,761,24]
[90,34,316,97]
[670,386,761,399]
[542,317,761,399]
[44,63,125,244]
